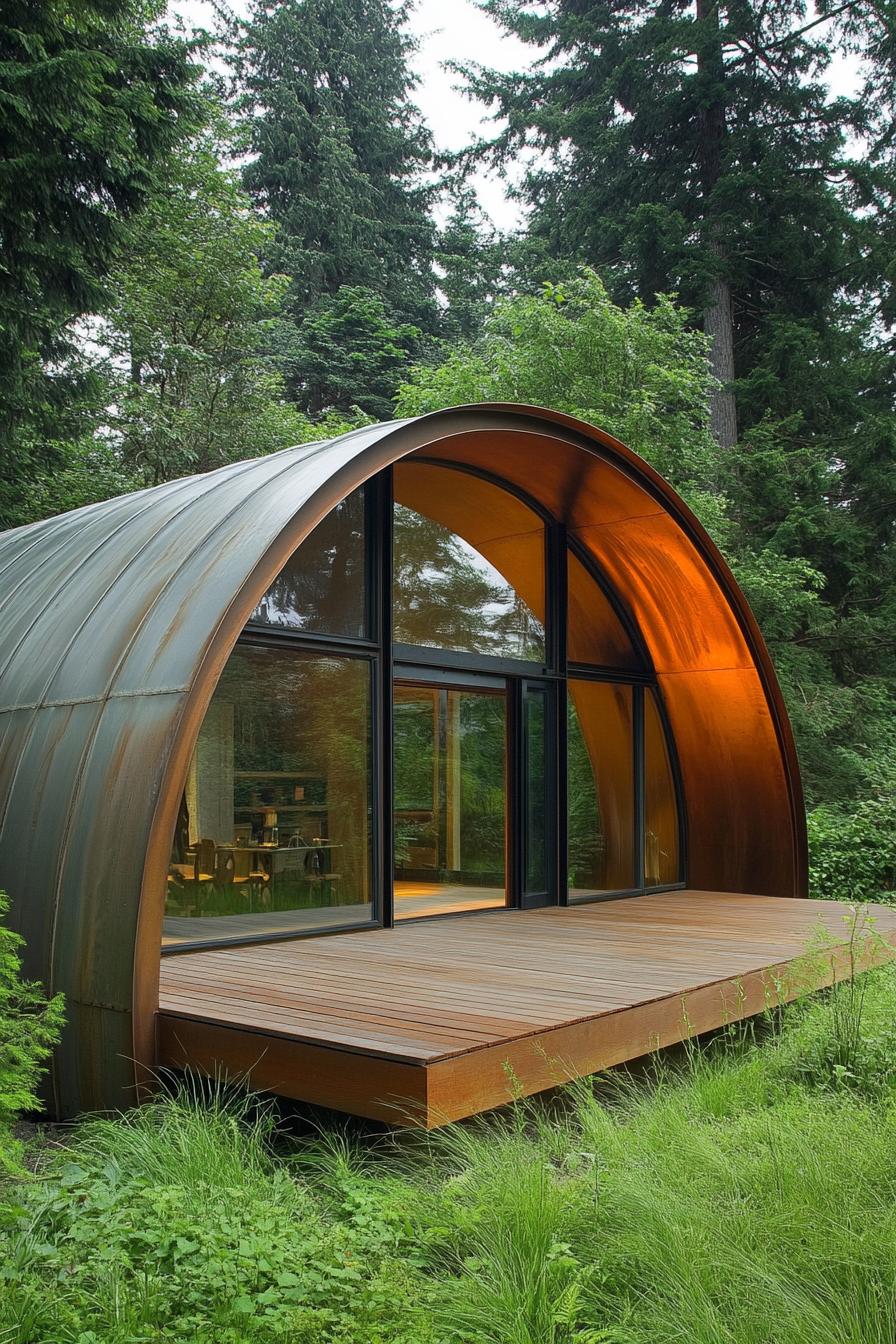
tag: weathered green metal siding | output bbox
[0,406,807,1118]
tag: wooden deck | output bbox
[157,891,896,1127]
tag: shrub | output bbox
[0,1087,432,1344]
[0,891,63,1176]
[808,798,896,903]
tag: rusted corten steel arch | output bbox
[0,405,806,1118]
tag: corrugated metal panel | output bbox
[0,406,806,1117]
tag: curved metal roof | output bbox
[0,405,806,1116]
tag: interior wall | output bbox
[187,699,234,846]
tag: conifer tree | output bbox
[435,188,508,343]
[0,0,204,528]
[463,0,892,451]
[237,0,439,414]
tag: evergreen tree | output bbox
[462,0,892,449]
[0,0,204,528]
[459,0,896,815]
[237,0,439,414]
[435,188,508,343]
[104,135,311,485]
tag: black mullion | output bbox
[554,523,568,907]
[567,661,656,686]
[375,468,395,928]
[634,684,646,891]
[391,642,555,680]
[507,678,523,908]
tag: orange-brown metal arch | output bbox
[0,406,806,1118]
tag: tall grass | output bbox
[70,1073,281,1192]
[3,962,896,1343]
[417,965,896,1343]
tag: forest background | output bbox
[3,0,895,898]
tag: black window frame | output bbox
[162,459,687,956]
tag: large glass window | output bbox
[567,680,636,896]
[163,645,372,946]
[393,463,545,661]
[249,487,366,637]
[644,689,680,886]
[164,462,684,951]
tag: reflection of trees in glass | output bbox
[214,647,371,907]
[567,699,603,888]
[392,686,505,882]
[251,489,365,637]
[457,693,505,878]
[393,696,435,812]
[525,694,547,891]
[393,504,543,659]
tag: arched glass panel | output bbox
[644,688,680,886]
[567,680,636,896]
[567,549,642,669]
[163,645,373,946]
[392,462,545,661]
[249,487,366,637]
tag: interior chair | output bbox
[189,838,216,915]
[169,838,215,916]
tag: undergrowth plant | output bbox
[0,891,63,1176]
[3,936,896,1342]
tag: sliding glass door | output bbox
[393,682,507,919]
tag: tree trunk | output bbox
[704,249,738,449]
[696,0,738,450]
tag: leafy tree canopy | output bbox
[397,269,894,807]
[398,270,722,503]
[102,130,309,484]
[0,0,206,527]
[235,0,440,412]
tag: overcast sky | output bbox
[169,0,861,233]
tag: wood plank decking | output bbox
[157,891,896,1127]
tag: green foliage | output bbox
[809,801,896,906]
[103,131,312,484]
[1,1089,431,1343]
[0,0,205,528]
[398,272,721,496]
[9,961,896,1341]
[14,439,141,524]
[288,286,425,421]
[236,0,439,413]
[773,957,896,1099]
[0,893,63,1177]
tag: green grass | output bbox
[4,962,896,1342]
